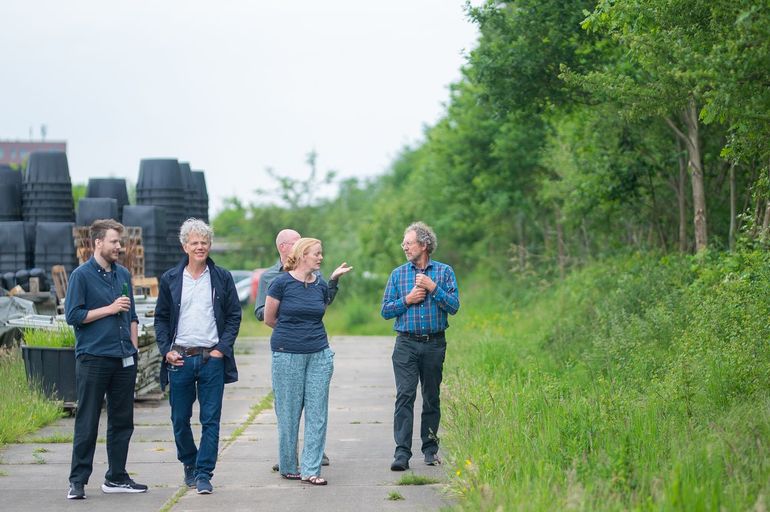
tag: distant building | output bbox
[0,140,67,165]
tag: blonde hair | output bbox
[284,238,321,271]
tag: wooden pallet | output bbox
[73,226,145,277]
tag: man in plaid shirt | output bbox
[381,221,460,471]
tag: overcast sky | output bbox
[0,1,479,214]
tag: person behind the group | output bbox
[255,228,346,470]
[380,221,460,471]
[264,238,352,485]
[154,218,242,495]
[65,219,148,499]
[255,228,342,322]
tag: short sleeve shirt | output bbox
[267,272,329,353]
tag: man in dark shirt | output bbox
[65,219,147,499]
[381,221,460,471]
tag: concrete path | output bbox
[0,336,454,511]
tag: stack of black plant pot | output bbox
[0,221,28,278]
[86,178,130,220]
[135,159,186,272]
[0,165,22,221]
[22,152,75,223]
[122,205,168,278]
[190,170,210,223]
[34,222,77,281]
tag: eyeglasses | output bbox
[401,240,419,249]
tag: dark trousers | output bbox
[69,354,137,484]
[391,335,447,459]
[168,354,225,481]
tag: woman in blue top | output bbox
[264,238,352,485]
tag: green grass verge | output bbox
[443,252,770,510]
[0,348,64,447]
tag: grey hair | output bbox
[405,221,437,254]
[179,218,213,245]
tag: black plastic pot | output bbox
[21,344,76,403]
[29,267,50,292]
[24,152,71,184]
[76,197,119,226]
[34,222,76,277]
[15,269,29,291]
[34,222,75,253]
[86,178,130,217]
[0,221,28,252]
[122,205,168,237]
[137,159,183,190]
[2,272,15,289]
[0,164,22,186]
[191,170,209,222]
[0,184,22,220]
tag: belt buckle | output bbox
[415,333,430,341]
[173,345,190,356]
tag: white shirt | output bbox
[174,266,219,348]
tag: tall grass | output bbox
[443,252,770,510]
[0,349,63,447]
[22,326,75,348]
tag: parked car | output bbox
[228,270,254,306]
[249,268,267,304]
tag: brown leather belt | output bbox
[171,344,212,357]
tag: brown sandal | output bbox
[302,475,327,486]
[281,473,301,480]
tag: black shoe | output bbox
[101,478,148,493]
[321,453,330,466]
[390,457,409,471]
[271,463,279,472]
[424,452,441,466]
[184,465,195,487]
[196,478,213,494]
[67,482,86,500]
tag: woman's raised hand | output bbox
[330,262,353,281]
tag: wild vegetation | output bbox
[0,349,63,447]
[442,252,770,509]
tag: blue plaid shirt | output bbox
[381,259,460,334]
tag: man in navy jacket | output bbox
[154,218,241,495]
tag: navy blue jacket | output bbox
[154,256,242,389]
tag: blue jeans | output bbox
[391,335,446,459]
[168,353,225,481]
[272,348,334,479]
